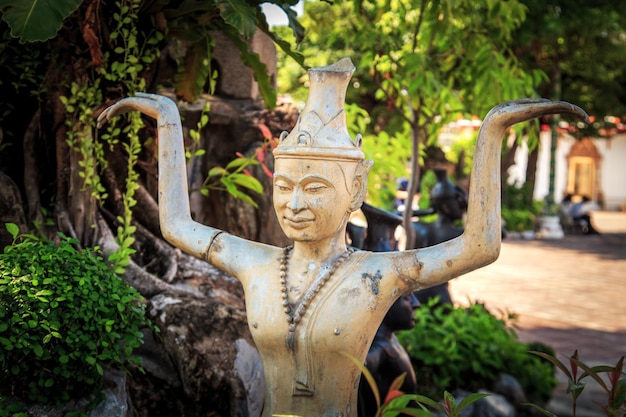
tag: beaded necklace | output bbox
[279,245,354,350]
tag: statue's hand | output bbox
[483,98,589,129]
[97,93,179,128]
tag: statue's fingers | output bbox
[97,97,163,126]
[135,92,178,114]
[96,106,116,128]
[135,92,166,101]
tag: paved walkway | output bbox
[449,211,626,417]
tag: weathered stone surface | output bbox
[474,390,516,417]
[493,373,527,408]
[127,251,262,417]
[90,369,131,417]
[209,30,276,100]
[7,369,131,417]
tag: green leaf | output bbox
[174,37,212,102]
[521,403,557,417]
[229,173,263,194]
[457,392,490,410]
[208,166,227,177]
[216,0,257,39]
[32,343,43,357]
[225,156,257,171]
[0,0,84,42]
[530,350,573,380]
[5,222,19,239]
[220,176,238,196]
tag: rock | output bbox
[6,368,130,417]
[473,390,516,417]
[132,254,262,417]
[493,373,527,407]
[90,368,131,417]
[234,339,265,417]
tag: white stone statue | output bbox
[97,58,587,417]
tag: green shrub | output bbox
[501,207,536,232]
[0,228,150,406]
[501,182,542,231]
[397,300,556,404]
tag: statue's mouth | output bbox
[284,217,315,228]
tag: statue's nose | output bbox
[289,188,307,211]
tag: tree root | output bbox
[96,213,178,298]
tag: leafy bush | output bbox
[0,226,150,406]
[397,301,556,404]
[501,182,542,231]
[501,207,536,232]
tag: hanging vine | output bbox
[61,0,162,272]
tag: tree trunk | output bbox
[526,145,540,199]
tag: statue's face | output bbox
[273,158,355,242]
[433,196,464,221]
[384,292,420,331]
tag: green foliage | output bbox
[527,351,626,417]
[513,0,626,120]
[0,0,305,107]
[501,208,536,232]
[0,227,150,406]
[203,153,265,208]
[345,353,487,417]
[156,0,304,105]
[60,0,162,273]
[184,106,270,208]
[279,0,543,212]
[501,182,541,231]
[345,103,410,210]
[61,81,107,201]
[397,300,557,404]
[0,0,83,42]
[445,133,477,179]
[227,27,277,109]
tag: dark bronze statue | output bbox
[358,292,420,417]
[412,168,468,306]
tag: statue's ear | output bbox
[350,160,374,212]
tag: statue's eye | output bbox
[274,180,292,192]
[305,183,328,193]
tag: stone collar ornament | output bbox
[279,245,355,350]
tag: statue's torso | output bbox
[242,250,397,417]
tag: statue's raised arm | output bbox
[410,98,589,288]
[97,92,259,274]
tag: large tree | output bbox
[511,0,626,202]
[278,0,543,246]
[0,0,306,265]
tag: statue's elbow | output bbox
[486,244,501,265]
[160,217,187,247]
[476,242,501,268]
[459,232,500,270]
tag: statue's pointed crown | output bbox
[273,58,364,161]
